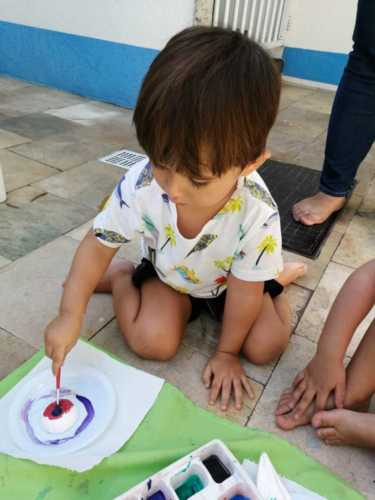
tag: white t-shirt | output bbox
[93,161,283,298]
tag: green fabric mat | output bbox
[0,347,363,500]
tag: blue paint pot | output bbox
[147,491,166,500]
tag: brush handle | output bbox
[56,367,61,405]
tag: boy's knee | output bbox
[125,327,179,361]
[243,334,289,365]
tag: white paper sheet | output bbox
[243,459,327,500]
[0,340,164,472]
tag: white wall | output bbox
[285,0,357,54]
[0,0,195,50]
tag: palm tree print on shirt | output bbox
[255,235,277,266]
[142,214,159,239]
[212,275,227,297]
[94,228,130,245]
[185,234,218,258]
[160,224,177,251]
[214,256,234,273]
[135,162,153,189]
[115,176,129,208]
[175,266,201,284]
[243,178,276,209]
[216,195,244,217]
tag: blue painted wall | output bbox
[283,47,348,86]
[0,21,159,109]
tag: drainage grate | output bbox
[99,149,148,169]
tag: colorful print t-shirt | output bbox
[93,161,283,298]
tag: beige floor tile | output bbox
[0,328,36,380]
[0,76,32,93]
[33,160,123,209]
[357,178,375,216]
[67,220,95,241]
[333,215,375,269]
[0,149,57,192]
[0,129,31,149]
[292,133,326,171]
[296,262,375,356]
[6,185,47,207]
[285,284,312,330]
[10,132,122,171]
[333,194,362,235]
[292,89,336,114]
[278,85,315,111]
[282,230,342,290]
[0,86,86,117]
[45,101,127,125]
[0,237,114,348]
[276,106,329,139]
[248,335,374,499]
[0,255,11,269]
[92,320,263,425]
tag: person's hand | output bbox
[203,352,255,411]
[275,353,346,418]
[44,311,83,375]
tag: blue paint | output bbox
[229,496,250,500]
[0,20,159,109]
[283,47,349,85]
[147,492,166,500]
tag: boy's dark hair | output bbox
[134,26,280,177]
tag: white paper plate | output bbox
[8,366,116,457]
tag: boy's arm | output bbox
[45,231,118,373]
[217,273,263,355]
[203,274,263,410]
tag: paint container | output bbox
[0,164,6,203]
[114,439,263,500]
[202,455,231,483]
[171,462,209,499]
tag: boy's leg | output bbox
[241,263,306,365]
[96,260,192,361]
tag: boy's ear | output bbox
[241,150,271,176]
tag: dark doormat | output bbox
[259,160,344,259]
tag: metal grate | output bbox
[99,149,148,169]
[212,0,288,48]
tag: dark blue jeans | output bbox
[320,0,375,197]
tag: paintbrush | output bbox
[56,367,61,407]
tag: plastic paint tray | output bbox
[114,439,263,500]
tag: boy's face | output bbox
[152,151,269,209]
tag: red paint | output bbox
[43,399,73,420]
[56,368,61,390]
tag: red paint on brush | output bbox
[43,399,73,420]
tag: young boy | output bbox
[276,259,375,448]
[44,26,305,412]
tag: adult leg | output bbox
[96,260,192,360]
[293,0,375,225]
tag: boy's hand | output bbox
[275,353,346,418]
[44,311,83,375]
[203,352,255,411]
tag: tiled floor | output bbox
[0,76,374,498]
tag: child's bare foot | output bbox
[292,192,345,226]
[95,260,134,293]
[312,409,375,448]
[275,388,315,430]
[277,262,307,287]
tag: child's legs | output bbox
[109,262,192,361]
[242,292,292,365]
[344,319,375,409]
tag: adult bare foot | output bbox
[292,192,346,226]
[277,262,308,287]
[312,409,375,448]
[95,259,134,293]
[275,389,315,430]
